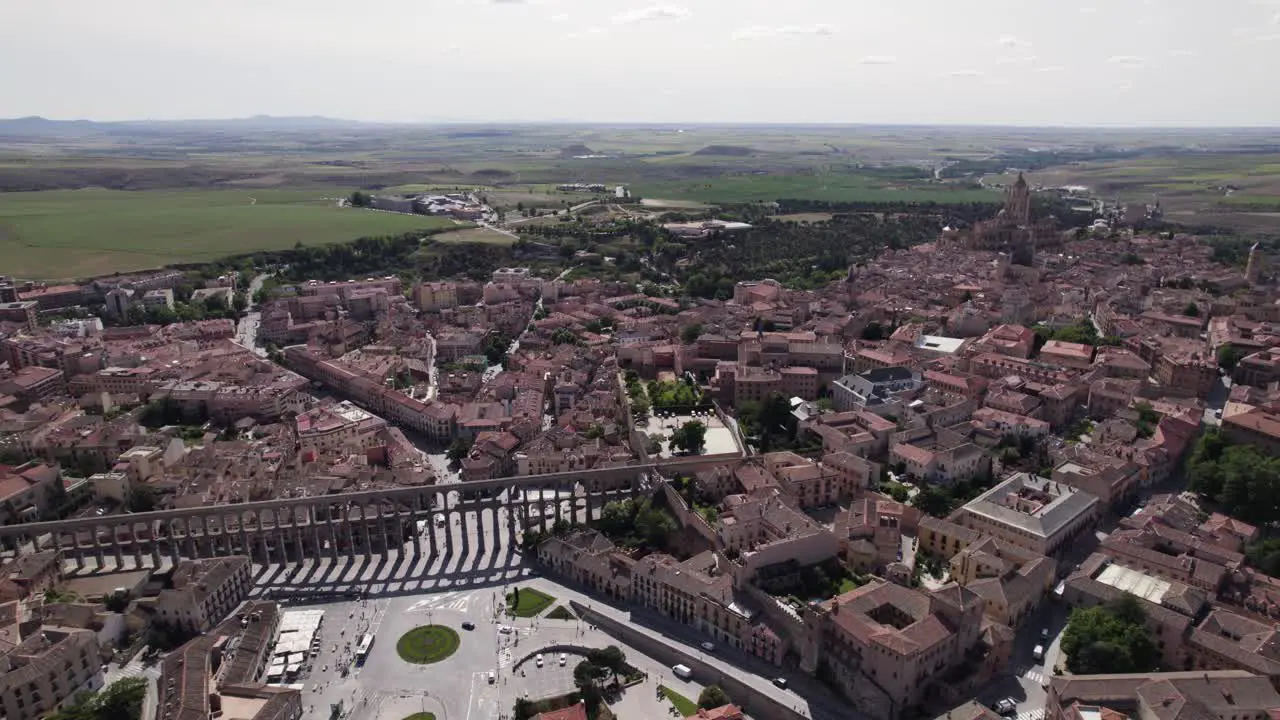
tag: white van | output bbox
[672,664,693,680]
[1032,644,1045,662]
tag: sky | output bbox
[2,0,1279,126]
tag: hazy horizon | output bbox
[3,0,1279,126]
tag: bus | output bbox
[354,634,374,666]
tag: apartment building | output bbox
[157,601,302,720]
[0,551,63,603]
[1222,408,1280,456]
[1039,340,1094,369]
[153,556,253,633]
[0,618,102,720]
[954,473,1100,557]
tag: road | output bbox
[235,273,271,355]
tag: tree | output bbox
[446,438,474,463]
[47,677,148,720]
[669,420,707,454]
[125,485,157,513]
[1183,301,1200,317]
[912,485,952,518]
[348,191,370,208]
[1061,596,1158,675]
[1218,344,1244,372]
[697,686,732,710]
[680,323,704,345]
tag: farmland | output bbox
[632,173,999,205]
[0,188,455,279]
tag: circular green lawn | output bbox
[403,714,437,720]
[396,625,460,664]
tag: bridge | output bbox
[0,453,743,571]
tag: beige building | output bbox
[817,581,990,719]
[949,536,1055,627]
[1047,670,1280,720]
[954,473,1100,557]
[0,615,102,720]
[153,556,252,633]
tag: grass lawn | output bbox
[837,577,861,594]
[395,625,460,665]
[0,188,454,280]
[658,685,699,716]
[545,605,576,621]
[506,588,556,618]
[431,226,515,245]
[403,714,436,720]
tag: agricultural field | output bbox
[633,173,999,205]
[0,188,454,279]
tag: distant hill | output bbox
[561,144,596,157]
[693,145,756,157]
[0,115,372,136]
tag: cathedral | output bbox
[939,173,1059,266]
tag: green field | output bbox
[0,188,456,280]
[633,174,998,205]
[431,227,515,245]
[506,588,556,617]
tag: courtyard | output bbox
[640,411,742,458]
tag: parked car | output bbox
[773,677,788,690]
[700,641,715,652]
[1040,627,1049,640]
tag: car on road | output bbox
[498,625,514,634]
[462,621,475,631]
[772,677,788,690]
[1040,627,1050,640]
[488,670,495,684]
[994,698,1016,716]
[559,653,567,667]
[1032,644,1045,662]
[536,654,544,668]
[700,641,715,652]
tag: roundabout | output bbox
[395,625,460,665]
[402,714,436,720]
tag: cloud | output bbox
[731,24,837,40]
[995,54,1038,65]
[947,69,983,77]
[1273,11,1280,24]
[612,5,690,24]
[550,12,569,22]
[1033,65,1065,73]
[858,55,897,65]
[997,34,1031,48]
[1167,49,1197,57]
[1107,55,1145,68]
[567,25,604,38]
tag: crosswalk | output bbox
[1021,667,1046,685]
[1016,709,1045,720]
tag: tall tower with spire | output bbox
[1246,242,1265,285]
[1004,172,1032,226]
